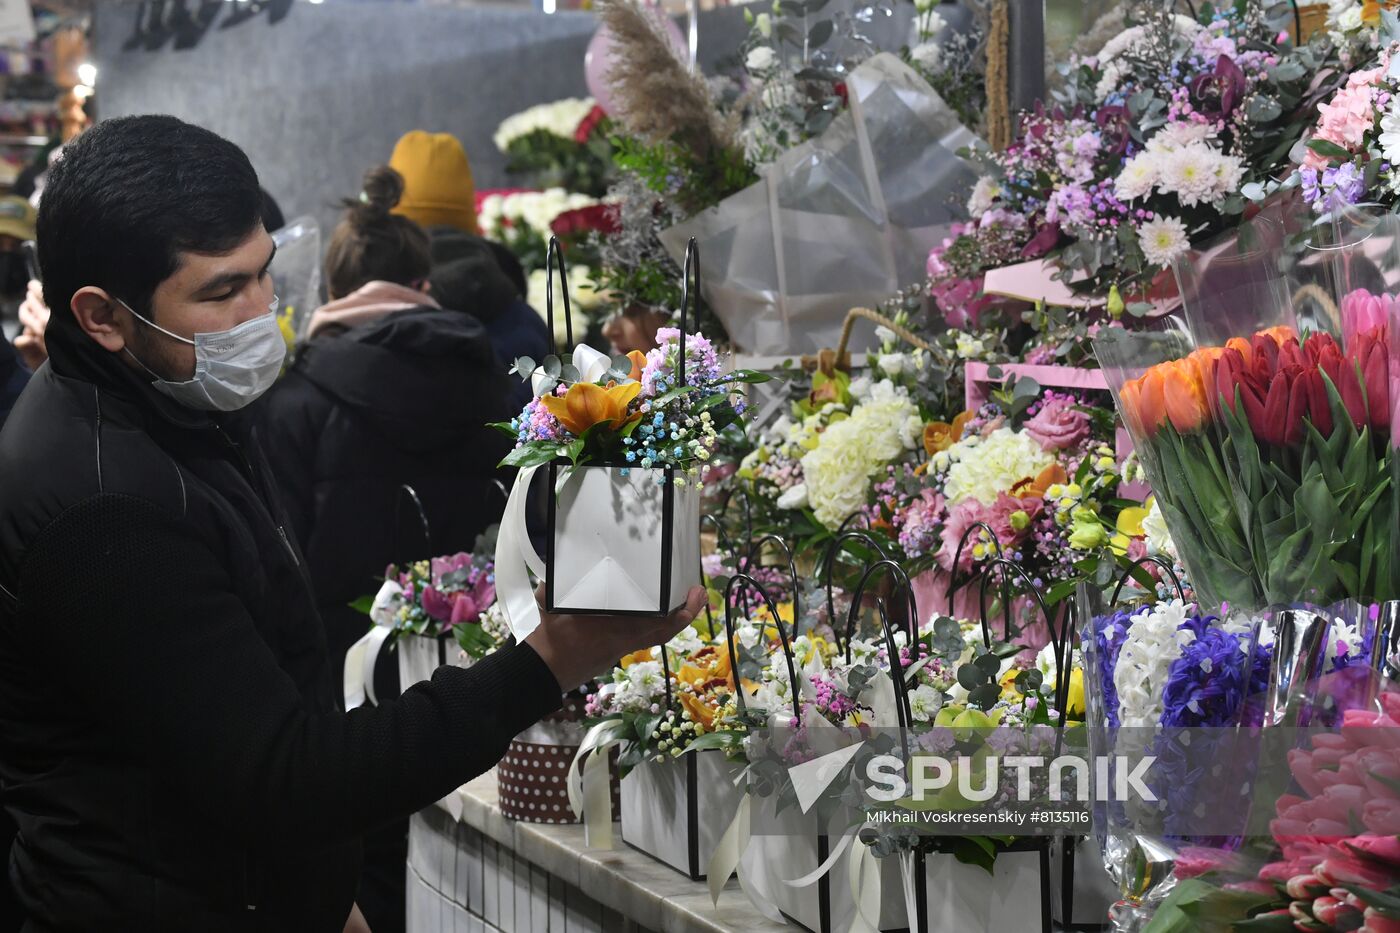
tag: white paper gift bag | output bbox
[545,462,701,616]
[619,751,745,880]
[919,847,1047,933]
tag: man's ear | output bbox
[71,286,128,353]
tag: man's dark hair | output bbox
[37,115,264,320]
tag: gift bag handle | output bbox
[949,521,1004,619]
[545,236,573,354]
[847,559,918,760]
[720,571,802,720]
[699,513,737,641]
[743,533,800,635]
[820,530,888,662]
[1108,555,1186,607]
[394,483,432,563]
[677,236,698,389]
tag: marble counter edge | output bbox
[429,770,793,933]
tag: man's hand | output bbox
[14,279,48,371]
[342,903,371,933]
[525,586,707,692]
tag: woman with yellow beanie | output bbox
[387,130,480,235]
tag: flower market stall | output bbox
[334,1,1400,932]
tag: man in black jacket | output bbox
[0,115,701,932]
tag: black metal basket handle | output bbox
[743,533,800,635]
[394,483,432,567]
[949,521,1005,618]
[545,236,573,354]
[720,572,802,720]
[819,530,889,662]
[1109,555,1187,608]
[698,513,737,641]
[847,559,919,764]
[677,237,698,389]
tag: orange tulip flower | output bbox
[540,381,642,436]
[627,350,647,382]
[924,410,974,456]
[1363,0,1400,24]
[1120,353,1213,436]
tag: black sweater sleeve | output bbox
[17,492,561,845]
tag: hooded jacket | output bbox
[256,296,515,675]
[0,299,559,932]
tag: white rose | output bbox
[909,685,943,723]
[746,46,778,72]
[776,483,809,510]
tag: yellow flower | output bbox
[540,381,642,436]
[1064,669,1085,719]
[1116,505,1149,538]
[620,648,654,669]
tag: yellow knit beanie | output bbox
[387,130,479,235]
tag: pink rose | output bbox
[1024,398,1091,450]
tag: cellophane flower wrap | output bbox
[1095,201,1397,612]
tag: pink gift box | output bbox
[963,361,1150,500]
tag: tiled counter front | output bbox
[406,771,793,933]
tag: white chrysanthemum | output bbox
[1113,599,1194,728]
[1159,145,1220,207]
[1114,153,1160,202]
[1208,151,1246,201]
[1380,103,1400,166]
[967,175,1002,215]
[1138,215,1190,268]
[493,97,597,152]
[1149,121,1216,153]
[942,427,1055,506]
[1141,497,1177,561]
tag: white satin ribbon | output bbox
[565,720,628,848]
[495,464,547,642]
[708,793,750,906]
[850,835,883,933]
[531,344,614,398]
[343,620,392,710]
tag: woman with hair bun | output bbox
[257,164,516,932]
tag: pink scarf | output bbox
[306,281,441,338]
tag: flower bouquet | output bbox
[1095,304,1394,613]
[493,239,769,626]
[493,97,615,197]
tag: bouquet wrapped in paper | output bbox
[658,52,978,354]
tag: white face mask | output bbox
[120,296,287,412]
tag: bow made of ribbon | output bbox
[565,720,629,849]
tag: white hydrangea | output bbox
[1113,599,1193,728]
[493,97,597,152]
[942,427,1055,506]
[803,419,875,529]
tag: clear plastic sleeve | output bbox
[659,53,979,355]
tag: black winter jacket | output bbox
[0,311,560,932]
[255,306,515,677]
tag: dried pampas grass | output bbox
[596,0,736,159]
